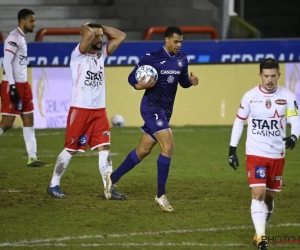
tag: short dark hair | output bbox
[87,23,103,29]
[260,58,280,73]
[18,9,35,23]
[164,26,183,38]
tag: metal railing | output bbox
[0,26,219,42]
[144,26,218,40]
[35,28,81,41]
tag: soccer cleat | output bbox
[103,173,127,200]
[257,240,268,250]
[47,184,66,198]
[27,158,52,167]
[102,188,127,200]
[254,235,268,250]
[155,194,173,212]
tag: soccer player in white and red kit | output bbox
[47,23,126,199]
[228,58,300,250]
[0,9,51,167]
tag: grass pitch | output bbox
[0,126,299,249]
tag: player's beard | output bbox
[25,26,34,33]
[91,42,102,51]
[265,83,276,91]
[174,48,180,53]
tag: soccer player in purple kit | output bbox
[104,26,199,212]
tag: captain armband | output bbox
[286,108,299,118]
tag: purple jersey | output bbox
[128,47,192,116]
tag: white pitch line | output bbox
[2,131,63,137]
[0,152,118,159]
[119,129,196,133]
[2,128,195,137]
[0,190,21,193]
[1,223,299,247]
[1,242,299,248]
[0,242,250,247]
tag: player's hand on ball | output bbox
[283,135,297,150]
[228,146,239,170]
[189,72,198,86]
[135,76,156,90]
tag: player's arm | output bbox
[179,58,198,88]
[179,58,192,88]
[3,48,16,86]
[228,94,250,170]
[3,37,20,103]
[79,23,95,53]
[283,94,300,150]
[128,54,155,90]
[102,26,126,55]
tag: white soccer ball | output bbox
[135,65,158,83]
[111,114,125,127]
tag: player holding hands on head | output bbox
[104,26,199,212]
[47,23,127,199]
[228,58,300,250]
[0,9,51,167]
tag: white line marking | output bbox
[0,242,250,247]
[0,190,21,193]
[1,223,299,247]
[0,149,54,152]
[2,132,63,137]
[1,242,299,248]
[0,152,118,159]
[2,129,196,137]
[122,129,195,133]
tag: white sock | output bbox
[0,128,3,136]
[251,199,266,238]
[23,127,37,158]
[264,200,274,227]
[99,150,113,188]
[50,149,73,187]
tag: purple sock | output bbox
[110,149,140,184]
[157,154,171,198]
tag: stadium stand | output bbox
[0,0,219,42]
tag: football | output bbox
[111,114,125,127]
[135,65,158,83]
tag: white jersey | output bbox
[237,85,299,158]
[3,28,27,82]
[70,43,108,109]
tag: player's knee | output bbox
[161,144,175,156]
[21,114,34,127]
[142,147,152,156]
[0,123,13,131]
[66,150,77,156]
[98,145,110,151]
[251,187,265,201]
[136,147,152,158]
[22,120,34,127]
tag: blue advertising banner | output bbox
[0,39,300,66]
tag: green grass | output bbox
[0,126,300,250]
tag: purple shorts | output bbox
[140,111,171,142]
